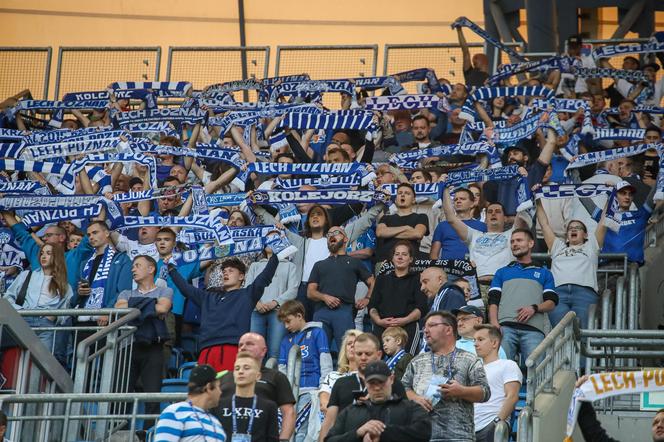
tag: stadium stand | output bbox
[2,17,664,442]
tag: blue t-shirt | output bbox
[602,205,651,264]
[432,219,487,259]
[279,323,330,389]
[346,227,376,272]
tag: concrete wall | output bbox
[2,2,663,99]
[641,241,664,330]
[532,371,585,442]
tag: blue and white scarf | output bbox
[278,110,376,131]
[108,81,192,97]
[60,152,157,191]
[443,165,533,211]
[23,127,120,145]
[115,214,233,245]
[0,180,44,194]
[353,76,405,95]
[459,86,555,123]
[565,143,656,171]
[268,80,354,102]
[592,39,664,60]
[115,107,206,128]
[274,175,362,190]
[0,159,81,188]
[16,99,108,111]
[248,189,390,206]
[380,183,440,200]
[592,128,646,141]
[247,162,372,182]
[22,132,124,160]
[451,16,526,62]
[389,141,498,166]
[0,128,26,141]
[364,94,449,112]
[0,142,26,158]
[81,245,117,315]
[203,79,262,95]
[392,68,449,95]
[385,350,406,371]
[602,106,664,116]
[534,183,620,228]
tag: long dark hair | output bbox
[304,204,331,238]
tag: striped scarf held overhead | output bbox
[459,85,555,123]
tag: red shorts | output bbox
[198,344,239,372]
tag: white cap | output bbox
[615,180,636,193]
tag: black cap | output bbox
[567,35,583,46]
[364,361,392,382]
[452,305,484,318]
[188,364,228,387]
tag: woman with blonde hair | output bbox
[4,243,73,351]
[318,329,362,414]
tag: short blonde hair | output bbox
[382,326,409,348]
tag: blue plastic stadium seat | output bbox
[180,333,199,360]
[179,361,197,380]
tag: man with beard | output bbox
[488,229,558,367]
[308,226,375,350]
[376,183,429,262]
[483,128,557,217]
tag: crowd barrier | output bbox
[54,46,162,100]
[0,47,51,100]
[166,46,270,101]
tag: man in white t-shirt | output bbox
[441,186,530,302]
[473,324,522,442]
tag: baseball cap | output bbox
[188,364,228,387]
[616,180,636,194]
[364,361,392,382]
[567,35,583,46]
[452,305,484,318]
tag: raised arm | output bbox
[441,185,469,241]
[535,198,556,251]
[456,24,472,73]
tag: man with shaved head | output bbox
[217,332,296,442]
[420,266,466,313]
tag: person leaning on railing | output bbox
[3,242,73,352]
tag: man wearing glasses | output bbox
[308,226,375,350]
[402,311,490,442]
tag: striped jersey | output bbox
[155,401,227,441]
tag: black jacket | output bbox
[325,395,431,442]
[127,297,170,345]
[577,402,619,442]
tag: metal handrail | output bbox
[75,308,140,361]
[0,298,73,393]
[494,420,510,442]
[516,406,533,442]
[0,392,187,442]
[628,263,640,330]
[518,312,579,439]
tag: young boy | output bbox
[381,326,413,381]
[277,300,333,442]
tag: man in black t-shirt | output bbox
[218,333,296,442]
[376,183,429,262]
[215,352,279,442]
[317,333,407,441]
[308,227,374,350]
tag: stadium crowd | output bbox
[1,18,664,442]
